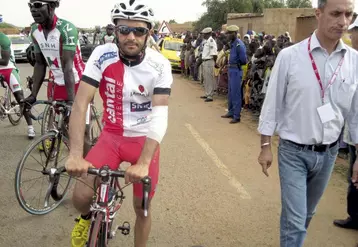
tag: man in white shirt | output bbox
[257,0,358,246]
[333,17,358,231]
[200,27,218,102]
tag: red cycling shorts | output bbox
[47,81,80,101]
[85,130,160,199]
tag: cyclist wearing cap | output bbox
[25,0,85,127]
[65,0,173,246]
[100,24,116,44]
[0,32,34,138]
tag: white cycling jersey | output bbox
[31,16,85,86]
[82,43,173,136]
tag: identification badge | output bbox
[317,103,335,123]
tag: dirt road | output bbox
[0,64,357,247]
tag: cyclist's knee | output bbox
[72,175,96,208]
[133,196,151,219]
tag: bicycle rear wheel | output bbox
[7,88,22,125]
[88,212,107,247]
[14,131,71,215]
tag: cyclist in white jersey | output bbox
[25,0,90,148]
[0,32,34,138]
[65,0,173,246]
[25,0,85,115]
[100,24,116,44]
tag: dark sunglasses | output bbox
[115,26,149,37]
[28,1,48,8]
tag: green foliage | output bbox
[193,0,310,31]
[169,19,177,24]
[286,0,312,8]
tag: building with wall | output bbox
[227,13,264,39]
[227,8,315,42]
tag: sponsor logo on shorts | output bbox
[130,101,151,112]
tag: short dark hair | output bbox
[317,0,327,9]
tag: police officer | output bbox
[221,25,247,123]
[200,27,218,102]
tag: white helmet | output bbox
[111,0,155,29]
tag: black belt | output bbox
[202,59,213,61]
[286,140,338,152]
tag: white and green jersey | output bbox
[0,32,16,69]
[102,34,116,44]
[30,16,85,85]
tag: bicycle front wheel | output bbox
[7,88,22,125]
[88,212,107,247]
[15,131,71,215]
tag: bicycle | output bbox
[15,98,103,215]
[26,76,103,155]
[15,100,72,215]
[68,166,151,247]
[0,74,23,125]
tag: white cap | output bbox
[348,18,358,30]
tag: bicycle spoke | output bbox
[29,177,44,205]
[23,168,43,173]
[21,176,44,184]
[23,175,42,193]
[29,154,45,169]
[37,176,45,209]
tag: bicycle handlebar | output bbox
[59,166,151,217]
[28,100,69,121]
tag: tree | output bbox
[286,0,312,8]
[153,21,161,29]
[193,0,306,31]
[169,19,177,24]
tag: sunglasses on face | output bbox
[115,26,149,37]
[28,1,48,8]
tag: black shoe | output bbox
[205,98,213,102]
[230,119,240,124]
[221,114,233,118]
[200,96,207,99]
[333,217,358,230]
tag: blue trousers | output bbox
[228,68,243,120]
[278,139,339,247]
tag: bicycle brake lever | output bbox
[141,176,151,217]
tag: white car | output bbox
[8,35,31,62]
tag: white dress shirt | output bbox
[258,31,358,145]
[202,37,218,60]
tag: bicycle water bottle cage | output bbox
[0,75,6,88]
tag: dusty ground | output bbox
[0,64,357,247]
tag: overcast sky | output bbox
[0,0,357,28]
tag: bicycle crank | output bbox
[118,221,130,235]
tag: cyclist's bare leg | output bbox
[13,90,33,126]
[72,174,96,214]
[133,196,152,247]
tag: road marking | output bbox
[185,123,251,199]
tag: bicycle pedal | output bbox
[118,221,130,235]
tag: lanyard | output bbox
[307,36,345,103]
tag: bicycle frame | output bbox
[85,167,151,246]
[0,85,20,117]
[90,173,125,241]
